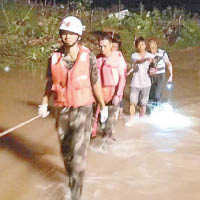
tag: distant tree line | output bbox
[2,0,200,13]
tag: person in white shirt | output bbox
[148,39,173,102]
[128,37,155,119]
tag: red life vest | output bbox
[51,46,95,108]
[97,51,123,103]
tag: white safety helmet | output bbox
[59,16,83,36]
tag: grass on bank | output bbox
[0,1,200,70]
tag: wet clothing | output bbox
[150,49,169,102]
[45,45,98,200]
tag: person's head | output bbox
[112,41,120,51]
[112,34,121,52]
[135,37,146,53]
[99,34,113,57]
[148,39,158,54]
[59,16,83,47]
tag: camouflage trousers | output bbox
[56,105,93,200]
[103,104,118,139]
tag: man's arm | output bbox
[115,57,127,101]
[89,52,106,109]
[163,52,173,82]
[38,57,52,118]
[92,82,106,109]
[41,95,49,105]
[133,57,153,64]
[41,57,53,105]
[166,61,173,82]
[38,58,53,115]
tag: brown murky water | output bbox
[0,47,200,200]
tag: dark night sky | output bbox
[92,0,200,12]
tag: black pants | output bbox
[149,73,166,102]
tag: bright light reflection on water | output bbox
[147,103,191,130]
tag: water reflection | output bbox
[147,103,191,130]
[149,131,181,153]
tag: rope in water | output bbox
[0,115,41,138]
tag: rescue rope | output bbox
[0,115,41,138]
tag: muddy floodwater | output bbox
[0,47,200,200]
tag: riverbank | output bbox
[0,46,200,200]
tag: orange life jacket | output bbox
[51,46,95,108]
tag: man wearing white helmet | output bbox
[38,16,107,200]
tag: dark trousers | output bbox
[56,105,93,200]
[149,73,166,102]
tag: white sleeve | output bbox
[163,52,170,63]
[131,53,137,63]
[151,53,155,59]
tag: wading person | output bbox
[148,39,173,103]
[38,16,107,200]
[112,34,127,120]
[125,37,155,126]
[92,34,126,142]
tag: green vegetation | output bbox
[0,2,61,70]
[0,1,200,70]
